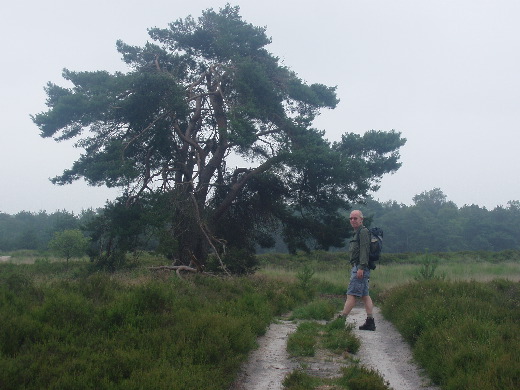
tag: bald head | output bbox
[349,210,364,230]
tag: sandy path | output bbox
[230,320,300,390]
[346,306,440,390]
[231,305,440,390]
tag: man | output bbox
[338,210,376,331]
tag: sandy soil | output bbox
[345,306,440,390]
[230,320,300,390]
[231,304,440,390]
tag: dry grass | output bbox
[259,260,520,292]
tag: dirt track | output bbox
[231,304,440,390]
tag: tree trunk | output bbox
[177,228,208,271]
[170,184,211,270]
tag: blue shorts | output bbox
[346,265,370,297]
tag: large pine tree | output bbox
[33,5,405,271]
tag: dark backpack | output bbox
[357,227,383,270]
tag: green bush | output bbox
[322,319,360,354]
[48,229,89,262]
[287,321,320,357]
[282,369,321,389]
[286,317,360,360]
[296,263,315,292]
[282,361,391,390]
[337,364,392,390]
[413,252,446,281]
[290,298,336,321]
[382,279,520,390]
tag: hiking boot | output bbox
[359,317,376,331]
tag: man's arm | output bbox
[358,228,370,271]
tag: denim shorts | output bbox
[346,265,370,297]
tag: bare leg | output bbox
[361,295,374,317]
[340,294,357,316]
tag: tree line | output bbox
[356,188,520,253]
[0,210,95,252]
[1,188,519,256]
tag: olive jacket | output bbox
[349,226,370,270]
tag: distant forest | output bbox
[1,188,519,254]
[0,209,96,252]
[356,188,520,253]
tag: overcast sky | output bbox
[1,0,519,214]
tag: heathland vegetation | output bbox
[1,250,518,389]
[0,255,308,390]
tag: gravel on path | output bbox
[346,305,440,390]
[231,304,441,390]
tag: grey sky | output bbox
[1,0,519,214]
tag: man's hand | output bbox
[357,268,364,279]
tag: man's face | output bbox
[349,212,363,230]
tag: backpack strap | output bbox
[356,226,368,242]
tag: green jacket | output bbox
[349,226,370,270]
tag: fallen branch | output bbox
[149,265,197,277]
